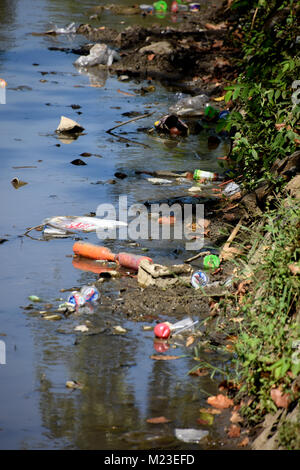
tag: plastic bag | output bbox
[169,94,209,116]
[74,44,120,68]
[43,216,127,232]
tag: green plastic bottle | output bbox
[204,104,219,120]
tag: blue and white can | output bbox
[67,291,86,307]
[191,270,209,289]
[81,285,99,303]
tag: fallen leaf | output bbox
[207,394,234,409]
[275,123,286,131]
[288,263,300,275]
[213,95,226,102]
[205,22,227,30]
[150,355,181,360]
[220,246,243,261]
[230,317,244,323]
[270,388,291,409]
[146,416,171,424]
[212,39,224,48]
[230,411,243,424]
[186,336,195,347]
[238,437,249,447]
[214,57,230,67]
[227,424,241,438]
[237,279,252,294]
[147,54,155,61]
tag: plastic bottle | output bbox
[153,0,167,12]
[193,169,219,181]
[171,317,199,335]
[80,285,99,303]
[171,1,178,13]
[115,253,153,271]
[203,254,220,269]
[204,104,219,120]
[154,323,171,339]
[140,4,154,14]
[191,270,209,289]
[73,241,116,261]
[67,291,86,307]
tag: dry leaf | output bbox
[270,388,291,409]
[238,437,249,447]
[213,95,225,101]
[220,246,243,261]
[146,416,171,424]
[230,317,244,323]
[212,40,224,48]
[150,355,181,360]
[227,424,241,438]
[186,336,195,347]
[230,411,243,424]
[214,57,230,67]
[288,263,300,275]
[148,54,155,61]
[205,22,227,30]
[275,123,286,131]
[189,368,209,377]
[207,394,234,409]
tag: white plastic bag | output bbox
[74,44,120,68]
[43,216,127,232]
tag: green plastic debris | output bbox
[28,295,41,302]
[203,254,220,270]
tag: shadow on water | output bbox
[0,0,236,450]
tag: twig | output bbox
[108,131,150,149]
[106,111,154,133]
[251,7,259,30]
[184,250,211,263]
[220,217,244,259]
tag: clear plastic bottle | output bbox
[80,285,99,303]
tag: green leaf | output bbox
[224,90,233,103]
[233,86,241,100]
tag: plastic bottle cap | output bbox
[154,323,171,339]
[203,254,220,270]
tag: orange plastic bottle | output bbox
[115,252,152,271]
[72,241,115,261]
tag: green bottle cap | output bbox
[203,254,220,270]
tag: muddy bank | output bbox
[72,4,240,93]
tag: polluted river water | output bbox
[0,0,238,451]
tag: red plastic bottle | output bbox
[171,1,178,13]
[115,252,152,271]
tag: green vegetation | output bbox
[222,0,299,189]
[191,0,300,447]
[233,197,300,423]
